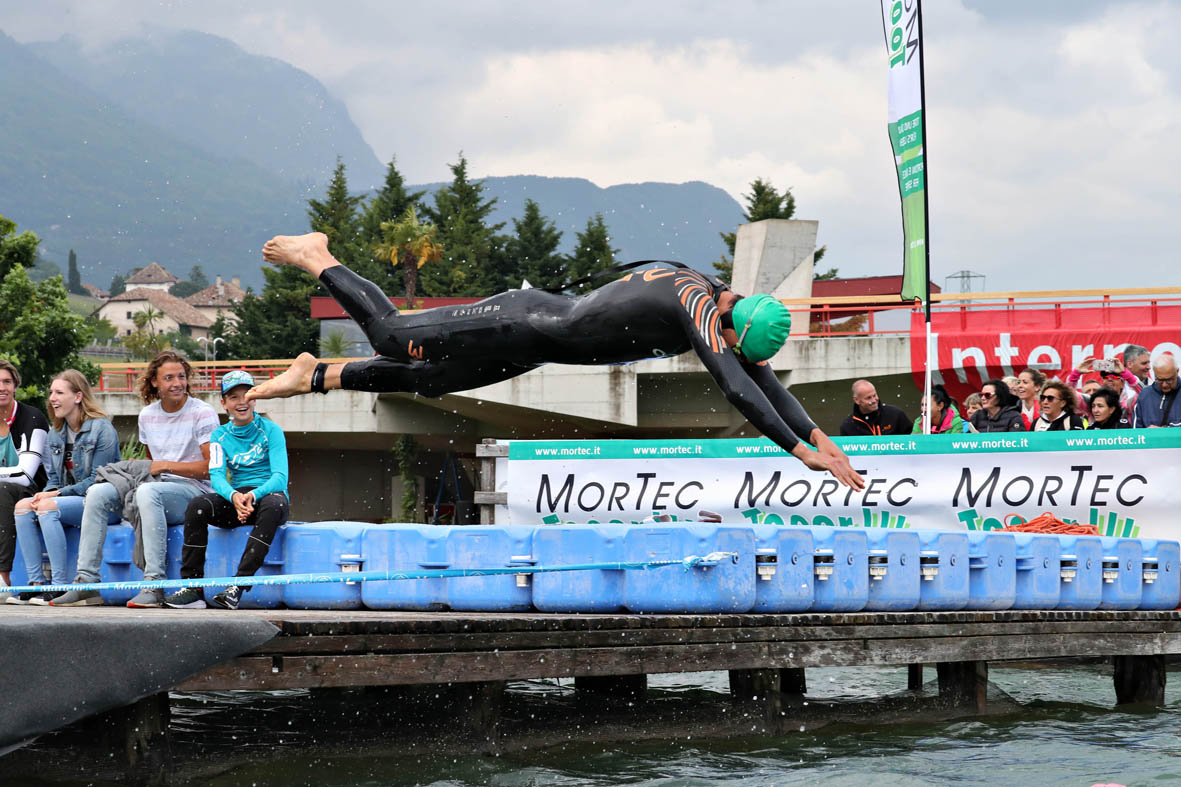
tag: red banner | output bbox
[910,305,1181,400]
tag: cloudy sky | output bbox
[3,0,1178,289]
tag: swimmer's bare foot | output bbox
[246,353,319,401]
[261,232,339,276]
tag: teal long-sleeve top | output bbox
[208,414,288,501]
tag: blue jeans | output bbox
[14,496,119,585]
[75,480,206,581]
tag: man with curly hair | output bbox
[53,351,219,607]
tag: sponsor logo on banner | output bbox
[498,433,1178,539]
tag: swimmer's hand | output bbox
[792,439,865,490]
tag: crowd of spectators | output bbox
[840,344,1181,437]
[0,351,290,609]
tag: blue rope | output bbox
[1,552,739,595]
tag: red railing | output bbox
[790,287,1181,337]
[95,288,1181,390]
[95,358,364,393]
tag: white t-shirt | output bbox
[138,396,220,490]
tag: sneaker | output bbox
[208,585,241,610]
[50,585,103,606]
[5,588,40,605]
[126,588,165,608]
[164,587,207,609]
[28,591,62,606]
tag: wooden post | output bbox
[908,664,924,691]
[475,441,508,524]
[729,668,782,719]
[77,692,171,776]
[453,680,505,751]
[936,661,988,711]
[1113,655,1166,705]
[575,674,647,700]
[779,668,806,697]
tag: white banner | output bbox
[495,433,1181,539]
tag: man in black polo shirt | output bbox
[839,379,912,437]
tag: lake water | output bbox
[62,662,1170,786]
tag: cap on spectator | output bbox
[220,369,255,395]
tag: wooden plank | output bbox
[249,620,1181,655]
[475,443,509,458]
[936,661,988,711]
[177,631,1181,691]
[472,491,507,505]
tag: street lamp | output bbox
[197,336,225,362]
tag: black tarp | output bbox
[0,613,278,747]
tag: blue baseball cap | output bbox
[220,369,255,395]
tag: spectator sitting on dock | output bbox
[165,370,289,611]
[962,392,984,422]
[0,360,49,595]
[52,351,219,608]
[1087,389,1130,430]
[839,379,912,437]
[970,379,1026,433]
[1131,354,1181,428]
[1032,381,1084,431]
[1124,344,1152,388]
[8,371,120,605]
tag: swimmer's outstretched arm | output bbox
[740,361,861,488]
[681,308,865,490]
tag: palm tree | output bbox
[375,207,444,303]
[133,305,164,334]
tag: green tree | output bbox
[88,316,118,344]
[188,265,209,289]
[216,267,320,360]
[109,272,127,297]
[358,156,424,294]
[714,178,828,284]
[308,157,365,270]
[566,214,619,294]
[420,154,506,296]
[320,330,350,358]
[507,199,565,290]
[375,207,445,303]
[0,214,39,282]
[123,306,171,360]
[67,249,85,295]
[0,266,96,402]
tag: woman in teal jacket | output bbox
[10,370,120,604]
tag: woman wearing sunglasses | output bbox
[969,379,1026,432]
[1032,381,1085,431]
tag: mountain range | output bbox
[1,29,743,290]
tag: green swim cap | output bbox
[732,294,791,362]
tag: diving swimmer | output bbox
[248,232,864,489]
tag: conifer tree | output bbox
[216,266,320,360]
[67,249,85,295]
[714,178,827,284]
[507,199,565,290]
[420,154,506,296]
[358,156,424,295]
[567,214,619,294]
[307,157,365,270]
[108,273,127,297]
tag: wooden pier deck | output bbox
[4,607,1179,780]
[13,606,1177,701]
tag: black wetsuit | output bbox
[321,264,819,451]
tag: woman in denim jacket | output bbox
[8,370,120,604]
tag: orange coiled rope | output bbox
[1001,512,1100,535]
